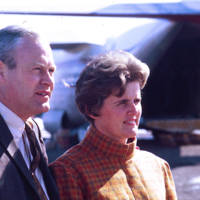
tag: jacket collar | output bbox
[81,126,137,161]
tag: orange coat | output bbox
[50,126,177,200]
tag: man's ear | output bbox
[0,60,6,79]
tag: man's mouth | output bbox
[36,91,51,97]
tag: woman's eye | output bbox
[118,100,128,106]
[134,98,141,104]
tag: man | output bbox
[0,25,59,200]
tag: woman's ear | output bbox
[85,105,99,120]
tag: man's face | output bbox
[92,81,142,144]
[2,36,56,121]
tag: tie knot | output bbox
[25,122,33,133]
[25,123,36,142]
[24,122,40,169]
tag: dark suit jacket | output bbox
[0,114,60,200]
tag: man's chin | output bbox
[36,104,50,114]
[42,106,50,113]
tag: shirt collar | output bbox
[0,102,25,138]
[81,126,137,161]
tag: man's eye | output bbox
[49,68,55,74]
[34,67,41,71]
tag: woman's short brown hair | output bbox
[75,50,150,123]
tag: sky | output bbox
[0,0,198,44]
[0,0,184,13]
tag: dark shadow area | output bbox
[47,145,66,163]
[143,22,200,118]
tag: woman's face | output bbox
[92,81,142,144]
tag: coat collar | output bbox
[81,126,138,161]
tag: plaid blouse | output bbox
[50,126,177,200]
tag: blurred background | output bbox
[1,1,200,199]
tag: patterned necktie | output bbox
[25,123,48,200]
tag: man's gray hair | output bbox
[0,25,39,69]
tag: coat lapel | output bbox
[0,115,38,195]
[0,114,60,200]
[35,137,60,200]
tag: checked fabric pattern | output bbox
[50,126,177,200]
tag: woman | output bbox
[50,50,177,200]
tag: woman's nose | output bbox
[127,102,137,115]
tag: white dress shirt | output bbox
[0,102,49,199]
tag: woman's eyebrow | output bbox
[114,99,129,105]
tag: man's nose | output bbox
[41,72,54,88]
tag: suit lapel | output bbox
[0,115,60,200]
[33,121,60,199]
[0,115,39,195]
[35,137,60,200]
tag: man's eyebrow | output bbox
[34,62,45,67]
[34,62,56,68]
